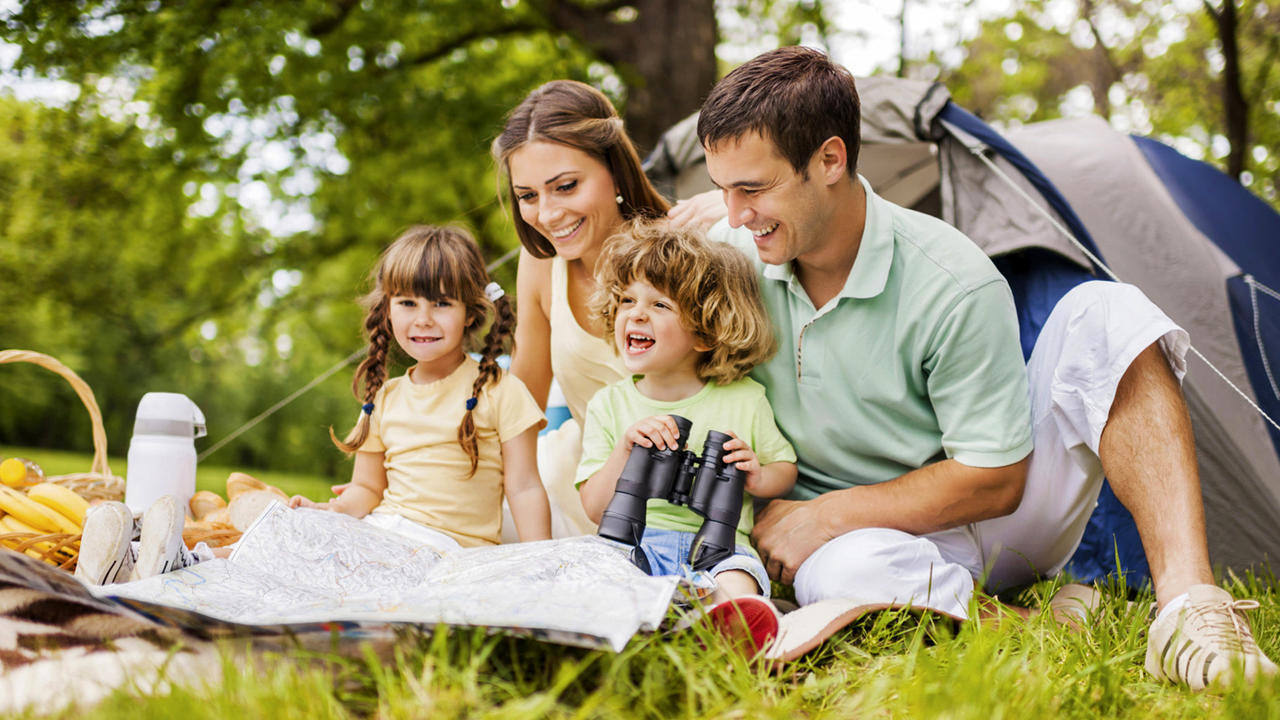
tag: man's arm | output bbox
[750,455,1028,584]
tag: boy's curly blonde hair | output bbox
[591,219,776,385]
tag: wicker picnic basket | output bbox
[0,349,127,571]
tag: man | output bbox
[695,45,1275,690]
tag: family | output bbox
[76,46,1274,690]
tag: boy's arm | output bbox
[753,461,797,499]
[579,441,634,524]
[579,413,684,523]
[500,426,552,541]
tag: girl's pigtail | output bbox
[331,300,392,453]
[457,292,516,477]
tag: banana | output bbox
[0,486,79,534]
[26,483,89,527]
[1,513,43,535]
[0,515,65,563]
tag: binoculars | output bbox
[597,414,745,573]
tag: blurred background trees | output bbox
[0,0,1274,477]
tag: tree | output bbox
[920,0,1280,207]
[0,96,275,452]
[0,1,834,471]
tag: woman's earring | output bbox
[615,194,624,205]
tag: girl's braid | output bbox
[457,293,516,476]
[332,299,393,453]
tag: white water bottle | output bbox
[124,392,207,514]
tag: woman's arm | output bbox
[500,427,552,541]
[510,249,554,411]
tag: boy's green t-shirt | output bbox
[576,376,796,543]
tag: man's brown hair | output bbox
[698,46,861,178]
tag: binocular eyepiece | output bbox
[597,415,746,573]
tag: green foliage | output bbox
[0,1,838,473]
[0,95,274,454]
[930,0,1280,207]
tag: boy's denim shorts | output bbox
[639,527,770,597]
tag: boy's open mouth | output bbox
[626,332,654,353]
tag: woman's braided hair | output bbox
[333,225,514,477]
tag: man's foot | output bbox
[708,595,782,656]
[131,495,195,581]
[1145,584,1278,690]
[73,502,136,586]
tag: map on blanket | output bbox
[97,503,680,651]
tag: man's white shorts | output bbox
[794,281,1189,616]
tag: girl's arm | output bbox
[510,250,554,411]
[291,451,387,518]
[500,426,552,541]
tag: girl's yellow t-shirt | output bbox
[359,357,545,547]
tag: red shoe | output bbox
[708,595,781,655]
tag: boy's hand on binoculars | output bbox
[721,433,762,490]
[622,415,682,451]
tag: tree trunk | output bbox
[548,0,718,155]
[1208,0,1248,179]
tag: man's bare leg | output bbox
[1097,342,1212,609]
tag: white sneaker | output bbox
[74,502,136,586]
[1145,584,1279,690]
[131,495,195,580]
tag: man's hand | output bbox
[667,190,727,231]
[750,496,837,585]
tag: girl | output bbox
[292,225,551,552]
[575,219,798,652]
[491,80,671,539]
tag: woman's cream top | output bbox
[547,256,626,421]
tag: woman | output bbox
[491,80,671,537]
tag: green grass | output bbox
[6,449,1280,718]
[28,576,1280,719]
[0,445,335,501]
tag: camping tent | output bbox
[643,76,1280,579]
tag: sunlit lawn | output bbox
[4,447,1280,718]
[0,445,334,501]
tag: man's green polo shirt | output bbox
[709,176,1032,500]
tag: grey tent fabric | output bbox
[644,79,1280,573]
[1008,117,1280,571]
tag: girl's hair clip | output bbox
[465,397,478,411]
[362,402,375,415]
[484,282,505,302]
